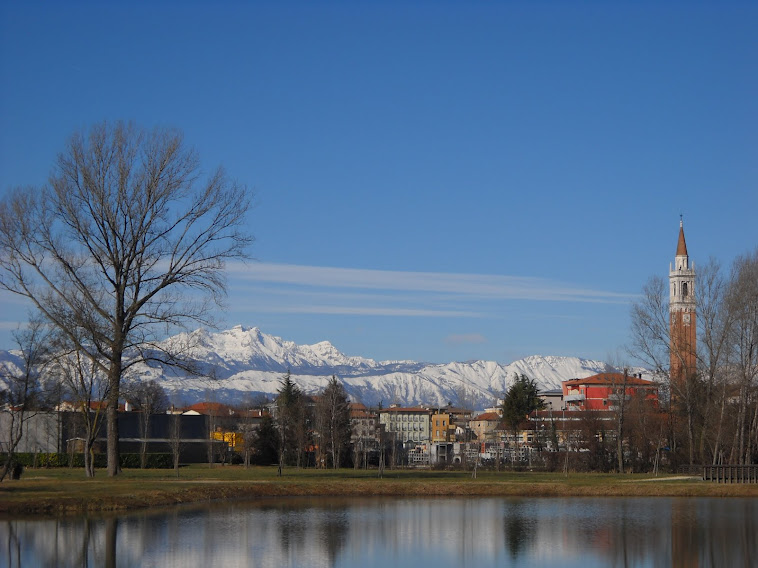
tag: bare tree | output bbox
[629,276,700,465]
[53,346,109,478]
[169,411,183,476]
[0,121,252,476]
[123,379,169,468]
[630,250,758,468]
[0,318,51,481]
[315,376,351,468]
[612,370,629,473]
[695,258,733,464]
[629,276,672,374]
[725,249,758,464]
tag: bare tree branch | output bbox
[0,121,253,476]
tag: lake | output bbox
[2,496,756,567]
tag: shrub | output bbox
[2,452,173,469]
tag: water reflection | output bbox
[1,496,756,567]
[503,500,535,560]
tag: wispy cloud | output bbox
[228,262,636,303]
[220,262,637,323]
[257,305,482,317]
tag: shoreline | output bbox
[2,467,758,517]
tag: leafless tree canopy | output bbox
[0,121,253,475]
[629,248,758,467]
[53,345,108,478]
[0,318,52,481]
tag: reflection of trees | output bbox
[104,517,118,568]
[4,521,20,568]
[604,500,666,568]
[670,499,700,568]
[737,500,758,566]
[696,499,758,568]
[76,518,91,567]
[502,500,535,560]
[319,504,349,566]
[277,506,309,560]
[4,496,758,566]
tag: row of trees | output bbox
[529,247,758,473]
[498,373,663,473]
[631,250,758,468]
[0,315,172,480]
[272,372,352,473]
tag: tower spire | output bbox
[676,217,688,257]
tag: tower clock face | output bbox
[683,313,691,324]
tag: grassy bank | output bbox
[2,466,757,517]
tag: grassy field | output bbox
[2,465,757,517]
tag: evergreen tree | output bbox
[252,414,279,465]
[275,370,302,473]
[502,374,544,461]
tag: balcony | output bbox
[564,393,585,402]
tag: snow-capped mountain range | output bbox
[1,325,648,409]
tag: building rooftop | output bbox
[472,411,501,421]
[563,373,657,387]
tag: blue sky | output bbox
[1,1,756,364]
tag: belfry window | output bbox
[682,282,688,297]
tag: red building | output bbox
[562,373,658,411]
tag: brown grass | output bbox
[1,466,756,517]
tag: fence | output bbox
[702,464,758,484]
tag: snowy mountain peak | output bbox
[0,326,646,409]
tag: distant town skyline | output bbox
[1,1,756,364]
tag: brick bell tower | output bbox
[669,218,696,383]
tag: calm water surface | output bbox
[1,496,756,568]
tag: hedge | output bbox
[1,452,174,469]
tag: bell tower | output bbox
[669,218,696,383]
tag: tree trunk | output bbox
[85,439,96,478]
[106,355,122,477]
[140,414,150,469]
[0,414,18,482]
[711,381,728,465]
[687,404,695,465]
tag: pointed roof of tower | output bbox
[676,218,688,257]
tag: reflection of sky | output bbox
[2,497,756,567]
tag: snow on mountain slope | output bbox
[161,325,419,376]
[0,326,646,409]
